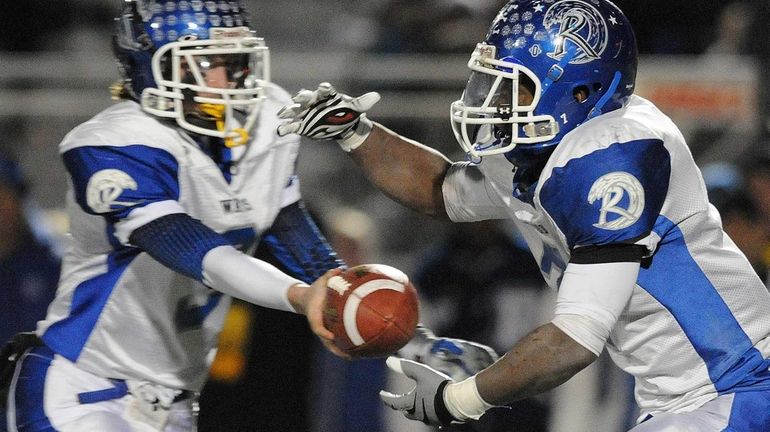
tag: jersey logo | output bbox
[587,172,645,230]
[86,169,139,213]
[544,0,608,64]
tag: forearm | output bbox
[350,123,452,218]
[475,323,596,404]
[128,213,305,312]
[202,245,305,312]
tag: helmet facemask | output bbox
[141,27,269,147]
[451,43,560,159]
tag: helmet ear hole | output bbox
[573,85,590,103]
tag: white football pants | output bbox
[7,346,195,432]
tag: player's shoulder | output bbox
[536,96,674,247]
[252,82,301,147]
[60,101,180,154]
[549,96,675,167]
[259,81,294,117]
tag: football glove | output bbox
[379,356,457,426]
[399,326,499,381]
[276,82,380,152]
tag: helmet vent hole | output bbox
[593,83,603,93]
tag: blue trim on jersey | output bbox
[221,147,233,183]
[41,248,139,362]
[726,391,770,431]
[62,145,180,220]
[260,201,343,284]
[12,345,56,432]
[106,222,123,252]
[540,139,670,248]
[640,217,770,394]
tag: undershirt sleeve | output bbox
[552,261,640,355]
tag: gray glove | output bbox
[379,356,457,426]
[276,82,380,151]
[399,326,499,381]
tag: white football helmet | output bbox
[113,0,270,146]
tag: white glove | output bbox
[126,381,180,410]
[125,381,181,429]
[398,326,499,381]
[379,356,457,426]
[277,82,380,152]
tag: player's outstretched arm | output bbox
[278,83,452,218]
[351,124,452,218]
[474,323,596,403]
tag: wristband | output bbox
[443,375,496,421]
[337,115,373,152]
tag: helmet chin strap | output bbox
[587,71,622,120]
[197,103,249,148]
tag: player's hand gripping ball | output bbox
[323,264,419,358]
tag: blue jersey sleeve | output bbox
[61,145,180,221]
[129,213,229,281]
[259,201,344,284]
[540,139,671,249]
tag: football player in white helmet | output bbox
[278,0,770,430]
[1,1,496,431]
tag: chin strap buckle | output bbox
[523,120,559,138]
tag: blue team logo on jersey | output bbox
[587,171,645,230]
[544,0,608,64]
[85,169,139,214]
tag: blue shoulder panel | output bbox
[62,145,180,220]
[540,139,671,248]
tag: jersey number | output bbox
[175,291,223,332]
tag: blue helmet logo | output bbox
[545,0,608,64]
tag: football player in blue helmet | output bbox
[278,0,770,430]
[450,0,637,182]
[112,0,268,147]
[3,1,353,430]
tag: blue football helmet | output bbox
[450,0,637,169]
[113,0,270,146]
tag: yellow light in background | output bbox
[209,300,253,383]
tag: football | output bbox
[323,264,419,358]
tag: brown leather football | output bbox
[323,264,419,358]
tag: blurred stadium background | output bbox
[1,1,768,431]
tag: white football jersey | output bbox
[37,82,302,391]
[443,95,770,417]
